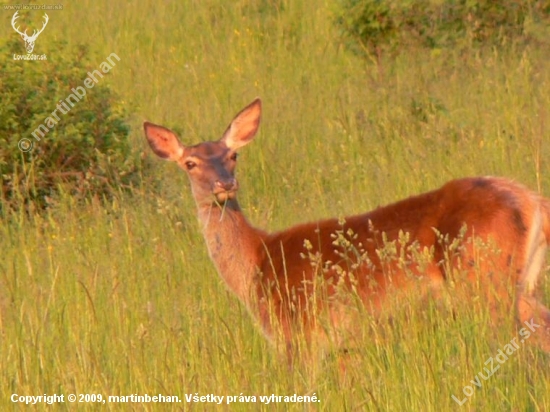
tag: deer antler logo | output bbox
[11,11,49,54]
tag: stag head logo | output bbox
[11,11,49,54]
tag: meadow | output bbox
[1,0,550,410]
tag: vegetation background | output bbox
[1,0,550,410]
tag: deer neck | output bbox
[197,199,265,306]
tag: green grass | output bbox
[2,0,550,410]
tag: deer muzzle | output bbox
[213,179,238,202]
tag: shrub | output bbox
[336,0,550,57]
[0,38,138,212]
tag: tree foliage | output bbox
[0,39,138,211]
[336,0,550,56]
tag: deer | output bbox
[11,11,49,54]
[144,98,550,359]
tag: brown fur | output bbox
[144,98,550,357]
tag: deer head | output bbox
[143,99,262,208]
[11,12,49,54]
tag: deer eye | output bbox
[230,152,238,161]
[185,161,197,170]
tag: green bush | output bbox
[0,38,138,212]
[336,0,550,56]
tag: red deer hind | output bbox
[144,98,550,357]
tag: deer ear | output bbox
[143,122,185,161]
[221,98,261,150]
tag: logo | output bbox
[11,11,49,54]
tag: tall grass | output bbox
[1,0,550,410]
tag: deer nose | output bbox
[214,178,238,192]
